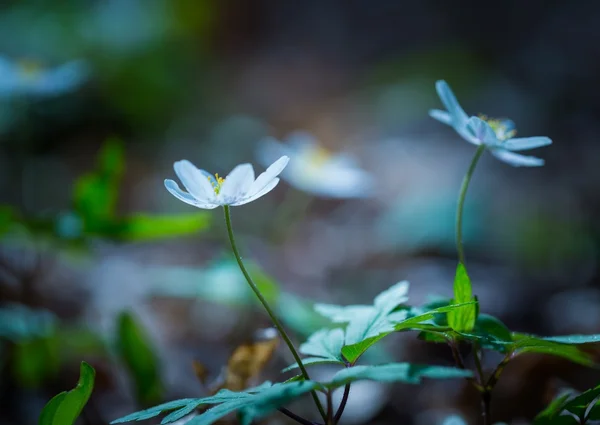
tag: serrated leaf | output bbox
[447,263,476,332]
[38,361,95,425]
[341,301,473,364]
[312,282,409,364]
[117,311,163,406]
[299,328,345,361]
[324,363,472,388]
[282,357,342,373]
[284,328,346,371]
[111,381,320,425]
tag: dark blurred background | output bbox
[1,1,600,424]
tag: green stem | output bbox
[223,205,327,422]
[456,144,486,265]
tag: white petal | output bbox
[164,179,220,209]
[490,149,545,167]
[256,137,293,167]
[502,136,552,151]
[435,80,470,125]
[218,163,255,204]
[174,160,216,202]
[231,178,280,206]
[247,156,289,197]
[429,109,452,125]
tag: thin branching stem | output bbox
[278,408,321,425]
[326,390,334,425]
[223,206,327,423]
[333,384,351,424]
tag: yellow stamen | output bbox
[478,114,516,141]
[17,60,43,81]
[306,146,331,167]
[207,173,225,194]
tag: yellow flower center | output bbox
[17,60,43,81]
[478,114,516,141]
[207,173,225,194]
[306,146,331,168]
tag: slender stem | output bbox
[447,338,483,391]
[223,206,327,422]
[278,408,320,425]
[473,344,486,385]
[473,344,491,425]
[456,144,486,265]
[333,384,351,424]
[481,391,491,425]
[485,352,513,390]
[326,390,334,425]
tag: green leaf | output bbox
[117,311,163,406]
[561,385,600,418]
[283,328,346,371]
[543,335,600,344]
[474,314,512,342]
[454,314,514,353]
[447,263,476,332]
[100,213,211,241]
[111,381,320,425]
[13,335,60,388]
[73,137,124,231]
[38,361,95,425]
[300,328,345,361]
[341,301,472,364]
[511,334,594,366]
[534,390,576,424]
[314,281,410,364]
[323,363,472,388]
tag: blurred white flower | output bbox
[164,156,289,209]
[0,56,89,97]
[257,132,374,198]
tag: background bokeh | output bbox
[1,1,600,424]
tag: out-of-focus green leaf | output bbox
[447,263,476,332]
[0,205,17,236]
[534,390,575,424]
[117,311,163,406]
[324,363,472,388]
[103,212,211,241]
[13,335,60,388]
[73,137,124,231]
[110,381,319,425]
[38,361,95,425]
[560,385,600,419]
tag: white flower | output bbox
[430,80,552,167]
[0,56,89,98]
[256,131,374,198]
[164,156,289,209]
